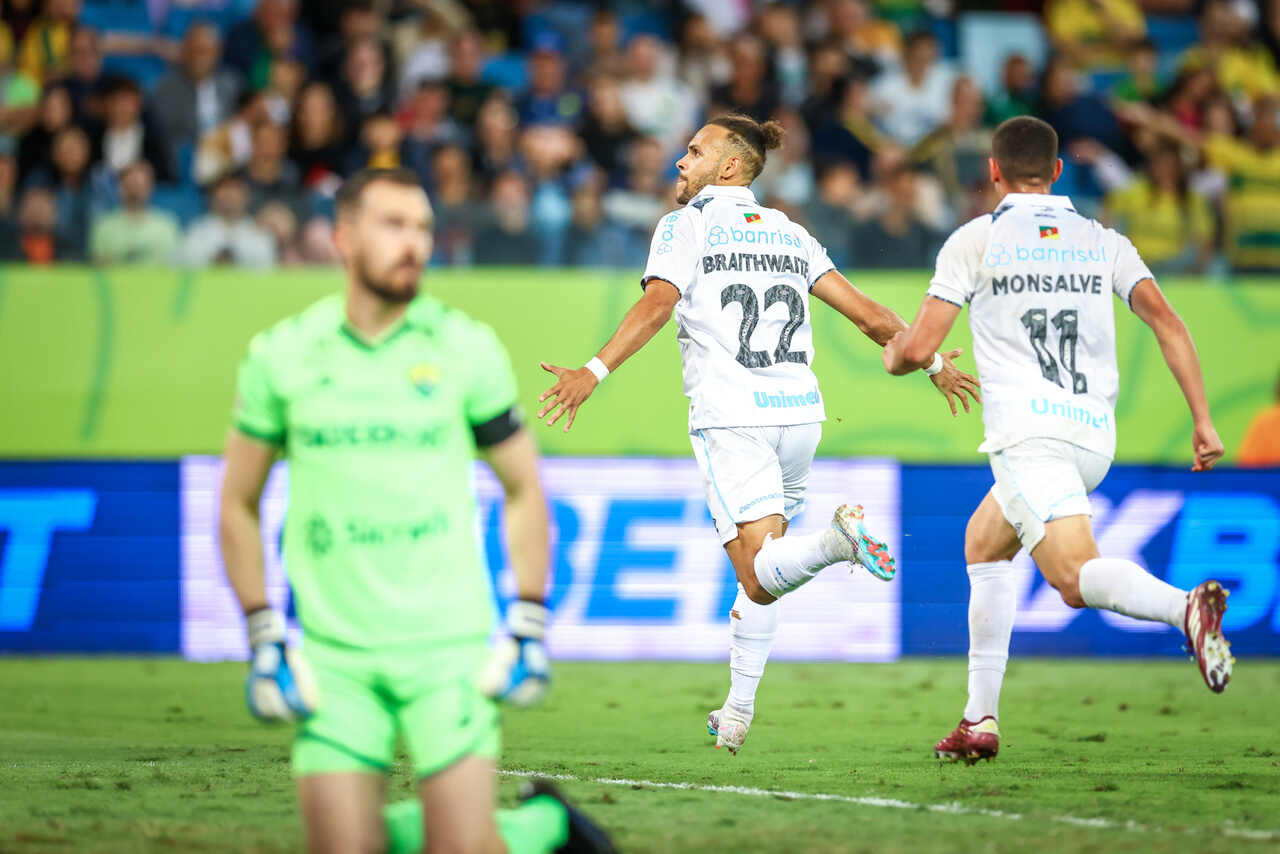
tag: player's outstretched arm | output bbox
[880,294,983,415]
[538,279,680,432]
[813,269,981,415]
[478,427,552,705]
[1130,278,1224,471]
[814,270,982,414]
[811,269,910,346]
[219,430,317,722]
[881,295,960,374]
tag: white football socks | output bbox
[752,529,843,598]
[1078,557,1187,628]
[962,561,1016,723]
[725,584,779,723]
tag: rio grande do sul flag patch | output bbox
[743,212,762,223]
[1039,225,1060,240]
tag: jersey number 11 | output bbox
[1021,307,1088,394]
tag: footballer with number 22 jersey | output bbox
[537,113,981,756]
[646,185,830,431]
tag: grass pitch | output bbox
[1,657,1277,853]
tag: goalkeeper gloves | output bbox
[244,608,318,722]
[479,599,550,706]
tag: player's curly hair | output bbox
[708,113,785,182]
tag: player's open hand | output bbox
[930,348,982,416]
[538,362,598,432]
[1191,419,1224,472]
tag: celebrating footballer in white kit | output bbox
[538,113,981,755]
[882,116,1232,765]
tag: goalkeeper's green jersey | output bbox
[233,292,519,649]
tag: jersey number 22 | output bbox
[721,284,808,369]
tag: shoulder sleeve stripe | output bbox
[641,275,682,294]
[1126,276,1151,310]
[809,266,836,291]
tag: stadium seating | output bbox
[958,12,1049,95]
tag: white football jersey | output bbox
[641,185,836,431]
[927,193,1153,458]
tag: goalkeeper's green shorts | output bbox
[291,635,500,780]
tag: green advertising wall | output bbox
[3,267,1278,462]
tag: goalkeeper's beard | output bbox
[355,252,422,305]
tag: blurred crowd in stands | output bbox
[1,0,1278,273]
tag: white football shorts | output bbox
[691,423,822,545]
[989,437,1113,552]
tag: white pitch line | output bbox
[499,769,1278,842]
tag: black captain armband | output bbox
[472,407,523,448]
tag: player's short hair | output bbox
[335,167,424,217]
[992,116,1059,184]
[707,113,785,182]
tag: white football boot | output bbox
[825,504,897,581]
[707,708,750,755]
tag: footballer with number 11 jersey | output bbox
[537,113,981,755]
[882,117,1232,765]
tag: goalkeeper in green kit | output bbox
[218,168,613,854]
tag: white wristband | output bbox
[923,353,944,376]
[585,357,610,382]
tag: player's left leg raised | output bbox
[1036,516,1234,693]
[750,505,897,600]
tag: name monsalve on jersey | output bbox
[990,273,1106,296]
